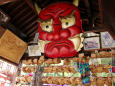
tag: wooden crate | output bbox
[0,27,27,64]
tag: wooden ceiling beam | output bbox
[0,0,18,5]
[29,29,38,37]
[84,0,93,28]
[15,11,33,25]
[19,15,37,29]
[26,25,38,35]
[9,1,25,15]
[25,0,37,14]
[11,7,29,22]
[98,0,103,24]
[23,21,37,32]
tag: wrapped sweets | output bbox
[27,59,33,65]
[75,78,82,85]
[47,77,53,84]
[30,66,35,72]
[63,66,70,73]
[51,77,56,84]
[90,65,97,73]
[91,53,96,58]
[42,77,47,83]
[79,53,84,58]
[113,77,115,83]
[22,60,28,65]
[70,77,77,86]
[99,51,106,57]
[96,77,105,86]
[64,58,70,65]
[104,66,109,73]
[57,66,63,72]
[73,57,78,62]
[90,76,97,86]
[105,51,111,57]
[52,66,58,72]
[45,59,53,65]
[70,66,77,73]
[53,58,61,64]
[48,66,53,73]
[96,64,104,73]
[104,78,112,86]
[33,58,38,64]
[25,76,32,83]
[54,77,59,85]
[63,77,71,85]
[22,67,31,73]
[38,56,45,64]
[58,77,65,85]
[44,66,49,73]
[20,76,26,83]
[16,77,20,82]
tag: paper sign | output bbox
[28,45,41,56]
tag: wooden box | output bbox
[0,26,27,64]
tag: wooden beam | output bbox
[9,1,25,16]
[19,15,37,29]
[26,25,38,35]
[23,21,37,32]
[84,0,93,28]
[29,29,38,37]
[25,0,37,14]
[0,0,17,5]
[11,7,28,22]
[15,11,33,25]
[98,0,103,24]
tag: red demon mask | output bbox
[38,2,84,58]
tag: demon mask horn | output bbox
[34,2,41,15]
[73,0,79,6]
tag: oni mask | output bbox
[38,2,84,58]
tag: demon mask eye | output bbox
[60,14,76,29]
[40,19,53,32]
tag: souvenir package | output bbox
[64,58,70,65]
[104,78,112,86]
[33,58,38,64]
[91,53,96,58]
[53,58,61,64]
[27,59,33,65]
[113,76,115,83]
[38,56,45,64]
[22,60,28,65]
[73,57,78,62]
[45,59,53,65]
[90,76,97,86]
[96,77,105,86]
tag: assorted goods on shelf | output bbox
[15,50,115,86]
